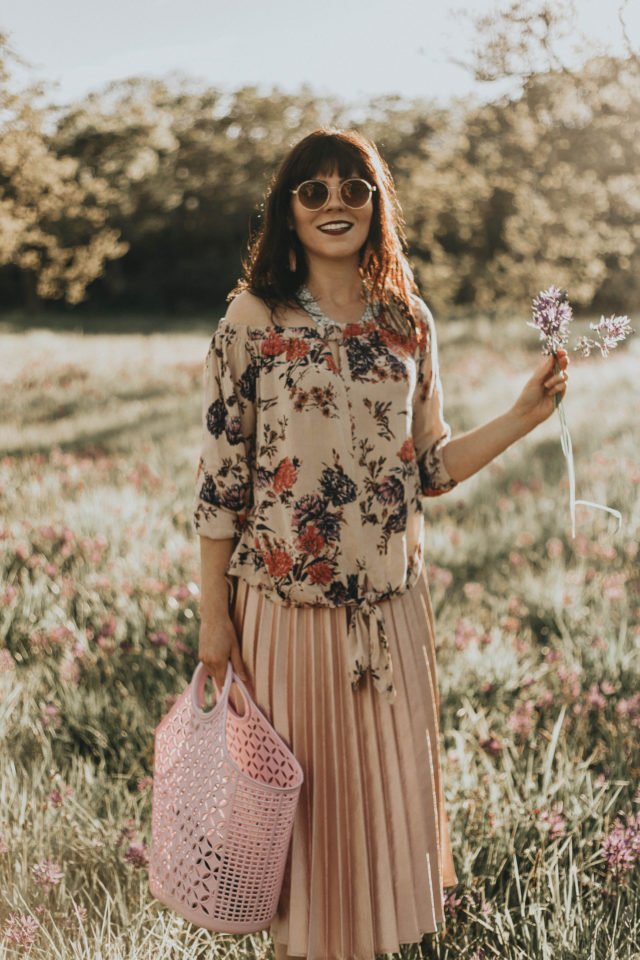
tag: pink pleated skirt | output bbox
[229,565,458,960]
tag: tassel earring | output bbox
[360,241,375,272]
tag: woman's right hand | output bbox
[198,615,249,690]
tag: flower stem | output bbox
[552,354,622,537]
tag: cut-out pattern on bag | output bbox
[149,662,304,933]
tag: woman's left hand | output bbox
[511,349,570,430]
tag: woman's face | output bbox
[290,169,373,264]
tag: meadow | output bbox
[0,314,639,960]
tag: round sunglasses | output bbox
[290,178,377,211]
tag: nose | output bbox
[323,183,345,209]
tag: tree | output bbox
[0,35,127,308]
[397,1,640,313]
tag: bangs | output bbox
[287,135,370,186]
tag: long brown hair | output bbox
[233,129,420,337]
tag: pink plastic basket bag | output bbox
[149,660,304,933]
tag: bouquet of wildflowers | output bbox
[528,286,633,537]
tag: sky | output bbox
[2,0,638,106]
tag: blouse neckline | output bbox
[295,284,378,332]
[217,287,381,340]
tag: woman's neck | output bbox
[304,256,365,309]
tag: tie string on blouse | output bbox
[345,571,397,704]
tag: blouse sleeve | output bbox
[411,299,458,497]
[193,321,257,539]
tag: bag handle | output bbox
[190,660,251,722]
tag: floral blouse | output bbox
[193,290,457,703]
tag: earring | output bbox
[360,242,375,272]
[289,248,297,272]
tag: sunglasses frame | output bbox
[290,178,377,211]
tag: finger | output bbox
[547,379,568,395]
[200,655,228,692]
[544,371,568,389]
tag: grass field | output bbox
[1,314,639,960]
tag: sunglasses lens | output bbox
[297,181,329,209]
[340,179,371,208]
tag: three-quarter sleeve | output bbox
[411,300,458,497]
[193,322,257,539]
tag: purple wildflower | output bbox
[32,858,64,893]
[466,889,493,916]
[537,690,555,710]
[443,887,462,915]
[124,841,149,868]
[587,683,606,711]
[539,802,567,841]
[3,913,40,948]
[479,736,503,757]
[616,693,640,722]
[148,631,169,647]
[508,700,535,739]
[61,904,88,930]
[454,618,483,650]
[38,703,61,731]
[601,809,640,881]
[115,818,137,849]
[528,285,573,355]
[575,314,634,358]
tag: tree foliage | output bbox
[50,79,345,311]
[0,36,127,306]
[0,6,638,318]
[396,54,640,314]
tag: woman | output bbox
[193,129,568,960]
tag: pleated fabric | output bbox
[229,565,458,960]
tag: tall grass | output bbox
[1,319,639,959]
